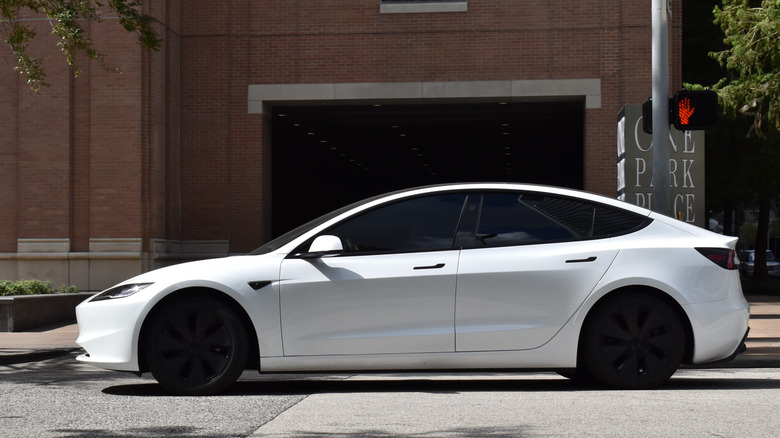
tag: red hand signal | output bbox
[678,97,695,125]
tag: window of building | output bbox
[380,0,467,14]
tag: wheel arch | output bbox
[578,286,695,366]
[137,287,261,374]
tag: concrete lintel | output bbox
[423,81,511,99]
[248,79,602,114]
[335,82,423,100]
[249,84,335,113]
[511,79,601,108]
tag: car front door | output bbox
[279,193,467,356]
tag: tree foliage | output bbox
[0,0,161,93]
[712,0,780,278]
[683,0,728,86]
[713,0,780,138]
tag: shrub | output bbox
[0,280,23,296]
[59,284,79,294]
[0,280,79,296]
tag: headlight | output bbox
[91,283,154,302]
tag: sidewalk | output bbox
[1,296,779,367]
[730,295,780,367]
[0,322,81,365]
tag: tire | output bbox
[580,292,685,389]
[143,296,248,395]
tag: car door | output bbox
[455,192,627,352]
[279,193,467,356]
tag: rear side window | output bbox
[323,193,467,254]
[592,204,651,236]
[473,192,649,247]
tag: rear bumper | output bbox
[696,327,749,366]
[687,292,751,364]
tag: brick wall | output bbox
[0,0,683,281]
[179,0,682,250]
[0,2,179,288]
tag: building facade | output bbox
[0,0,682,290]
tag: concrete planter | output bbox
[0,292,94,332]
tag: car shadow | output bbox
[102,372,780,397]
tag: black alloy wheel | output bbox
[144,296,248,395]
[581,292,685,389]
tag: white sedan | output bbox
[76,183,750,395]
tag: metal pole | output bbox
[651,0,670,215]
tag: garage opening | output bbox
[271,101,584,236]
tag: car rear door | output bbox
[455,192,631,352]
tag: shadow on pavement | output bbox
[102,372,780,397]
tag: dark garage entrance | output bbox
[271,101,584,236]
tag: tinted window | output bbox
[323,193,467,254]
[474,192,649,247]
[592,204,651,236]
[475,193,583,246]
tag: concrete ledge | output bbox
[248,79,603,114]
[0,293,94,332]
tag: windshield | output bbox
[249,192,394,255]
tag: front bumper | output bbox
[75,296,148,372]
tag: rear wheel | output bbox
[143,296,248,395]
[581,292,684,389]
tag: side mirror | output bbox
[299,235,343,258]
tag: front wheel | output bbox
[580,293,685,389]
[143,296,248,395]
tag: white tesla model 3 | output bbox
[76,183,750,395]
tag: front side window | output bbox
[322,193,467,254]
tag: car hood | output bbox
[114,254,282,290]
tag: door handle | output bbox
[414,263,445,270]
[565,256,597,263]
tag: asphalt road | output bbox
[2,352,780,437]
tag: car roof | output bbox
[375,182,654,216]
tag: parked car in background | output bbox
[739,250,780,277]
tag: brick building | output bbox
[0,1,682,291]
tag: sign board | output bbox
[617,104,705,227]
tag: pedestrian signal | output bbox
[672,90,718,131]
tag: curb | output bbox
[0,348,80,366]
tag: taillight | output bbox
[696,248,738,270]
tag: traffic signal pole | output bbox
[651,0,671,216]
